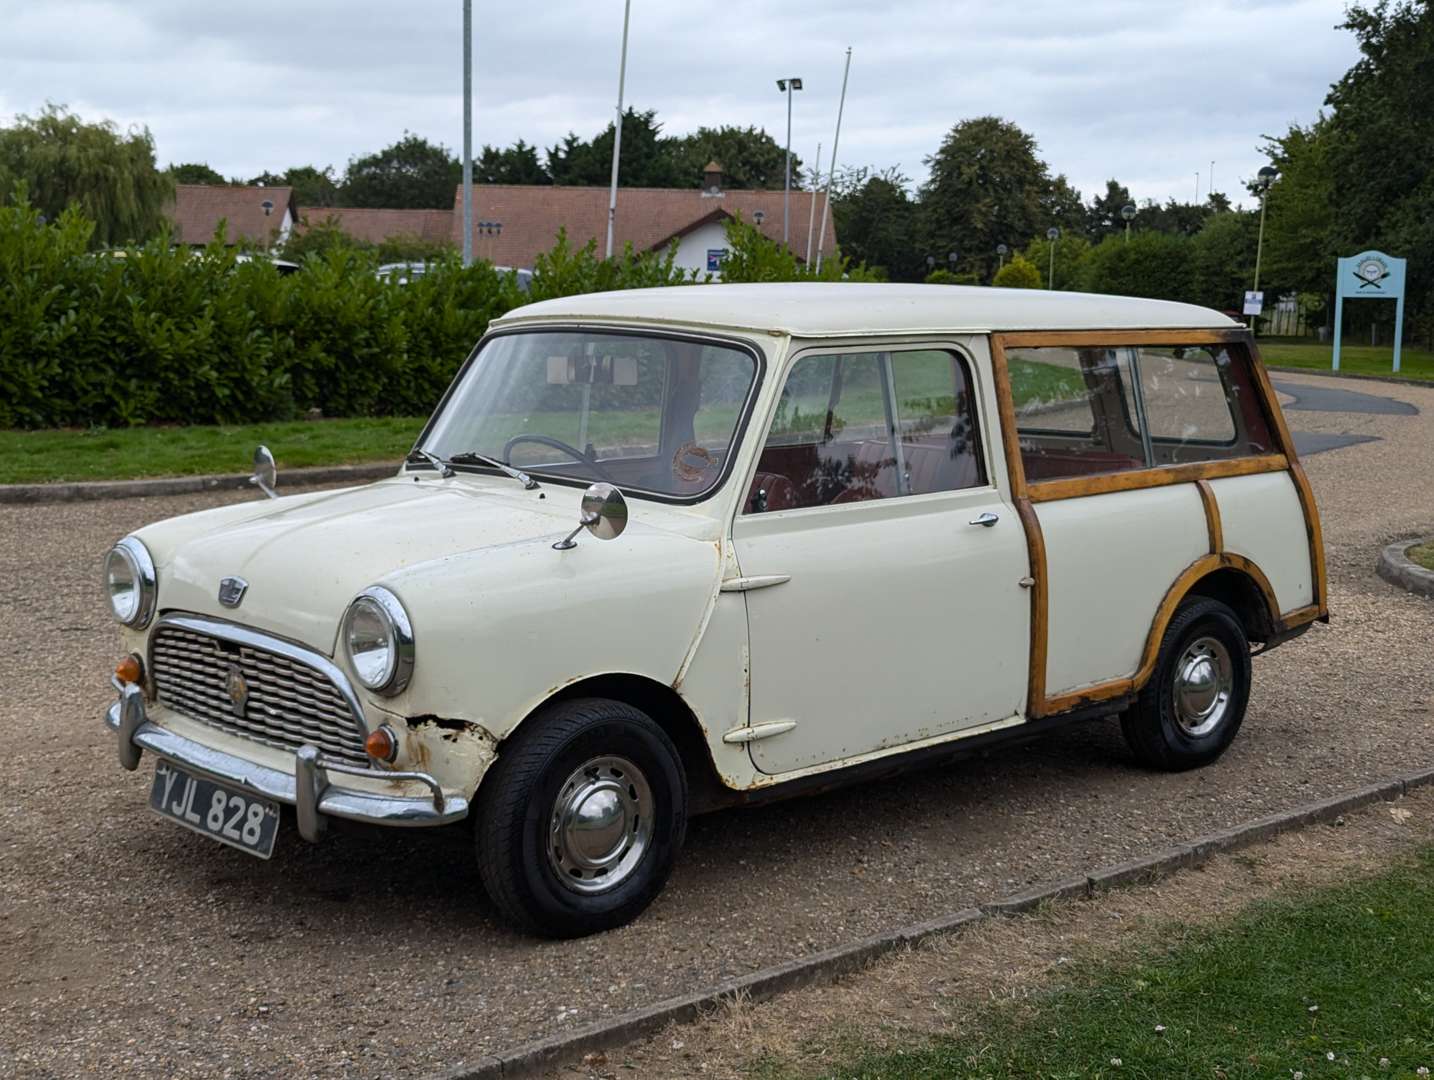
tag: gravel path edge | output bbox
[434,766,1434,1080]
[0,462,399,504]
[1377,538,1434,598]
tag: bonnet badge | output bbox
[218,576,248,608]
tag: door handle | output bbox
[968,512,999,528]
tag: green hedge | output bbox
[0,199,874,429]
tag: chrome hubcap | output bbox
[548,755,653,894]
[1172,635,1234,737]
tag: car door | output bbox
[730,342,1031,776]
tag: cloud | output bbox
[0,0,1358,205]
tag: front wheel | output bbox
[475,698,687,938]
[1121,597,1252,771]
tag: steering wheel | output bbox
[501,434,619,484]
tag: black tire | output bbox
[475,698,687,938]
[1121,597,1252,772]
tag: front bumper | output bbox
[104,681,470,841]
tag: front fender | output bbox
[379,523,723,742]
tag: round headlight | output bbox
[104,538,156,627]
[343,587,414,695]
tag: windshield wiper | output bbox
[406,448,454,478]
[448,450,539,490]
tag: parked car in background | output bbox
[101,284,1326,937]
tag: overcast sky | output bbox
[0,0,1359,208]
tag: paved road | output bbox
[3,371,1433,1079]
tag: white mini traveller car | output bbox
[103,284,1327,937]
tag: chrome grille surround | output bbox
[148,613,370,767]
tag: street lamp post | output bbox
[1045,227,1060,289]
[1252,165,1278,335]
[776,77,803,248]
[1121,203,1136,243]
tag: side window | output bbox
[746,349,985,513]
[1009,346,1146,482]
[1135,344,1276,464]
[1009,341,1279,483]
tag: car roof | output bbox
[493,283,1240,337]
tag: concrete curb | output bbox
[1377,538,1434,599]
[0,462,399,504]
[1267,364,1432,389]
[434,766,1434,1079]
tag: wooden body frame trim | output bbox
[989,328,1327,721]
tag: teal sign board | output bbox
[1333,250,1407,372]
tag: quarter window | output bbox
[1008,341,1277,482]
[746,349,985,512]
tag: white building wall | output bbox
[671,220,733,279]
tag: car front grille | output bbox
[150,624,369,766]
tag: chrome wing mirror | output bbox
[250,445,278,499]
[553,483,628,550]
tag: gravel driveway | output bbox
[3,371,1432,1079]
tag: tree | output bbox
[0,105,173,247]
[920,117,1057,282]
[1042,174,1086,236]
[831,168,922,281]
[1085,179,1134,241]
[169,162,226,185]
[245,166,339,208]
[477,139,550,184]
[668,126,799,189]
[1189,211,1257,312]
[547,108,684,187]
[993,254,1041,289]
[340,133,460,209]
[1320,0,1434,328]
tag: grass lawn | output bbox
[818,847,1434,1079]
[1259,337,1434,381]
[0,417,426,484]
[1409,542,1434,573]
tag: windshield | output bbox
[421,329,760,499]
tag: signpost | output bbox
[1243,291,1264,317]
[1332,250,1407,373]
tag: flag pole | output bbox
[604,0,632,259]
[815,47,851,274]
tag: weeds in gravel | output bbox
[799,846,1434,1079]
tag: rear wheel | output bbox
[1121,597,1252,771]
[475,698,687,938]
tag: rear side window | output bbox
[1134,344,1276,464]
[1008,346,1146,481]
[1007,340,1276,482]
[746,349,985,512]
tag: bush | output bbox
[1080,232,1194,301]
[993,254,1042,289]
[0,195,883,429]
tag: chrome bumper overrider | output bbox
[104,681,469,841]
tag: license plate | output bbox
[149,760,280,859]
